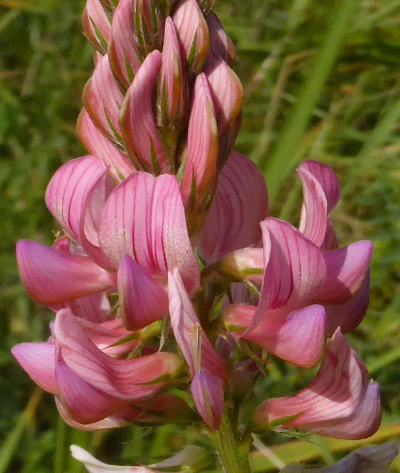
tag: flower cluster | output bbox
[12,0,383,466]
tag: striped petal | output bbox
[56,360,128,424]
[299,160,340,213]
[108,0,142,88]
[199,152,268,263]
[254,331,381,439]
[82,55,124,144]
[54,309,182,401]
[120,51,172,173]
[173,0,210,74]
[82,0,111,54]
[204,50,243,130]
[257,218,326,315]
[181,73,218,212]
[224,304,326,368]
[45,156,110,243]
[99,172,199,293]
[317,241,373,304]
[57,399,137,431]
[118,255,168,330]
[158,17,187,131]
[77,110,135,181]
[16,240,114,305]
[297,165,328,247]
[168,269,227,379]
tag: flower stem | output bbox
[214,413,251,473]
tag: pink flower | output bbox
[221,161,372,362]
[254,331,381,439]
[17,156,200,329]
[12,309,182,428]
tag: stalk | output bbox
[214,412,251,473]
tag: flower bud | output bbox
[220,248,264,284]
[173,0,210,75]
[120,50,173,173]
[157,17,188,141]
[180,74,218,219]
[82,0,111,54]
[108,0,142,88]
[82,55,124,144]
[191,370,224,430]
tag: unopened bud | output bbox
[191,370,224,430]
[180,73,218,220]
[221,248,264,284]
[109,0,142,88]
[82,0,111,54]
[173,0,210,75]
[82,54,124,144]
[157,17,188,144]
[120,50,173,173]
[207,12,236,64]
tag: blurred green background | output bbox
[1,0,400,471]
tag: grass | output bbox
[1,0,400,471]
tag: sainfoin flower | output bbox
[12,0,391,471]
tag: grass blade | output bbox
[261,0,359,202]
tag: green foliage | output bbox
[1,0,400,471]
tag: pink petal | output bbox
[70,445,161,472]
[254,331,381,439]
[207,12,235,64]
[82,0,111,54]
[317,241,373,304]
[82,54,124,143]
[325,272,370,336]
[168,269,227,379]
[56,398,137,431]
[221,247,264,285]
[181,74,218,211]
[297,165,328,247]
[158,17,187,129]
[16,240,114,305]
[199,152,268,263]
[173,0,210,74]
[257,218,326,314]
[299,160,340,213]
[224,304,326,368]
[77,109,135,181]
[99,172,199,293]
[54,309,182,400]
[191,370,224,430]
[56,360,128,424]
[203,51,243,138]
[120,50,172,173]
[67,292,112,323]
[45,156,110,243]
[12,342,58,394]
[108,0,142,88]
[321,217,339,251]
[118,255,168,330]
[76,317,138,357]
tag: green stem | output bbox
[214,413,251,473]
